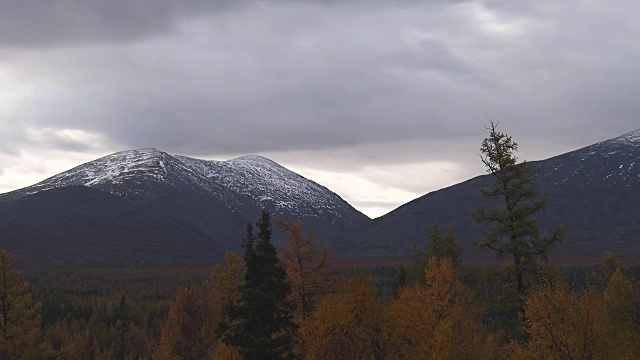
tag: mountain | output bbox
[334,129,640,261]
[0,149,369,268]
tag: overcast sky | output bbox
[0,0,638,218]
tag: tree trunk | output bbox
[514,254,525,296]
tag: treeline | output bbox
[154,214,640,359]
[1,257,210,359]
[4,217,640,359]
[32,267,209,358]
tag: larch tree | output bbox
[410,221,461,285]
[277,217,341,322]
[116,295,128,360]
[602,266,640,351]
[0,250,46,360]
[472,122,564,296]
[207,251,246,312]
[598,251,628,286]
[64,330,99,360]
[301,276,387,360]
[221,210,297,360]
[507,281,635,360]
[154,285,214,360]
[426,222,461,266]
[389,257,491,360]
[154,251,244,360]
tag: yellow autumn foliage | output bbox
[278,217,342,322]
[301,276,386,360]
[154,251,244,359]
[508,281,635,360]
[388,257,492,360]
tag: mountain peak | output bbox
[226,155,282,168]
[8,148,179,198]
[110,148,165,158]
[229,154,271,162]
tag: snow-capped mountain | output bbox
[531,129,640,190]
[5,149,366,223]
[334,129,640,261]
[0,150,369,268]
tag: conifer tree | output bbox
[116,295,128,360]
[472,122,564,296]
[426,222,461,266]
[277,217,341,322]
[221,210,296,360]
[389,258,489,360]
[64,331,98,360]
[301,276,387,360]
[0,250,45,359]
[155,251,244,359]
[242,223,256,265]
[154,285,214,360]
[507,281,635,359]
[410,221,461,285]
[394,266,409,295]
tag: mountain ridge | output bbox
[333,128,640,260]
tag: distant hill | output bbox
[0,149,369,268]
[333,130,640,261]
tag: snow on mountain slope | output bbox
[7,149,211,199]
[531,129,640,189]
[176,154,356,220]
[610,129,640,145]
[3,149,368,223]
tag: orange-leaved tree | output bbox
[301,276,387,360]
[154,251,244,359]
[0,250,48,360]
[388,257,493,360]
[507,281,635,359]
[277,217,341,322]
[601,260,640,355]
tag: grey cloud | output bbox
[0,0,462,48]
[0,125,27,156]
[1,0,639,194]
[33,132,105,153]
[385,39,471,77]
[0,0,240,47]
[9,29,485,157]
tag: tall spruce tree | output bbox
[472,122,564,296]
[221,210,296,360]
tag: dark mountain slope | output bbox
[0,186,227,268]
[334,129,640,261]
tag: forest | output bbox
[2,124,640,359]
